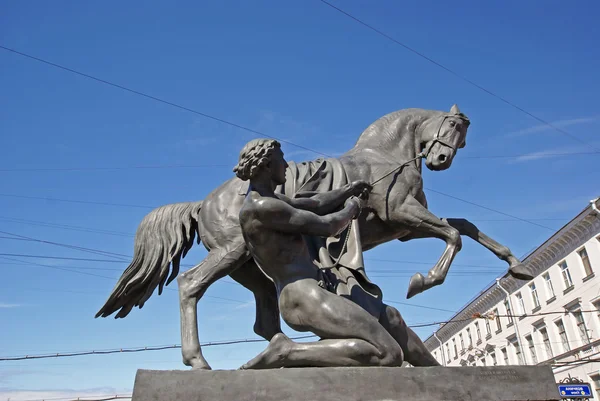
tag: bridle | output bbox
[426,114,460,155]
[319,114,464,283]
[369,114,460,186]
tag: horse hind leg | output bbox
[229,260,281,341]
[177,241,249,369]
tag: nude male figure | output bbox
[235,138,438,368]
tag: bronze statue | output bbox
[95,105,533,370]
[235,138,405,368]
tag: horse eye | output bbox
[449,121,456,127]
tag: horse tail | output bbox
[95,200,203,319]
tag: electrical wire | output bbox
[4,310,599,362]
[0,45,328,158]
[317,0,600,152]
[0,46,579,232]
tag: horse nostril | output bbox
[438,154,447,163]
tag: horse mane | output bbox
[353,107,470,150]
[353,108,442,149]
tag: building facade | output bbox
[424,198,600,397]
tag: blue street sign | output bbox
[557,383,592,398]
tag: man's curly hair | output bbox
[233,138,281,181]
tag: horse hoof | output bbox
[407,273,425,299]
[508,264,534,281]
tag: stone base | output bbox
[131,366,560,401]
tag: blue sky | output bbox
[1,0,599,398]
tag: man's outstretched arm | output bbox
[277,180,371,215]
[255,196,360,238]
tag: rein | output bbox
[317,114,460,281]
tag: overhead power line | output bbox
[0,45,328,158]
[0,151,598,173]
[0,216,134,237]
[0,46,588,232]
[0,188,560,232]
[0,255,247,305]
[317,0,600,152]
[0,335,317,361]
[0,231,469,312]
[0,230,129,260]
[6,309,597,362]
[0,227,515,271]
[0,253,126,263]
[424,188,556,231]
[21,395,131,401]
[0,163,229,172]
[0,193,154,209]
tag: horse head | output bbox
[420,104,470,171]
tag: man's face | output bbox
[269,148,288,185]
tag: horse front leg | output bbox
[443,218,534,281]
[389,195,462,299]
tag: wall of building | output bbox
[425,199,600,398]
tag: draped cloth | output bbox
[238,158,384,319]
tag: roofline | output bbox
[423,196,600,346]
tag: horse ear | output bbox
[450,104,461,115]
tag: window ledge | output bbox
[486,334,492,340]
[495,329,503,335]
[532,306,541,314]
[546,296,556,305]
[563,285,575,295]
[507,321,514,328]
[583,273,595,283]
[476,339,482,346]
[519,314,527,321]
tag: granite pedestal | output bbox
[131,365,561,401]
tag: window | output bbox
[530,283,540,308]
[490,352,497,366]
[573,310,591,345]
[494,308,502,332]
[480,357,486,366]
[452,338,458,358]
[539,327,553,359]
[459,333,464,352]
[504,300,513,324]
[560,261,573,289]
[594,299,600,321]
[543,272,555,299]
[475,322,481,342]
[578,247,593,277]
[446,344,451,362]
[526,335,537,364]
[485,318,492,336]
[512,340,524,365]
[501,347,509,365]
[466,328,473,348]
[555,319,570,352]
[515,293,525,315]
[590,374,600,399]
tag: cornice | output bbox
[425,200,600,350]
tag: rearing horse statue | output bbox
[96,105,532,369]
